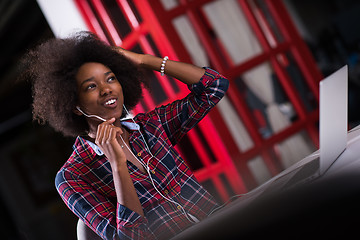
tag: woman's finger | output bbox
[95,124,104,145]
[105,117,116,125]
[96,121,123,146]
[96,118,114,142]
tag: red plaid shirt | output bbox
[56,68,229,240]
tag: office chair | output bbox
[77,219,102,240]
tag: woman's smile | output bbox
[102,97,118,109]
[104,98,117,106]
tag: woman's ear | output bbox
[73,106,83,116]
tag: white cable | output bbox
[120,135,197,223]
[122,105,199,223]
[76,106,107,122]
[78,105,198,223]
[123,105,244,221]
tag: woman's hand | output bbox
[116,47,145,66]
[95,118,126,168]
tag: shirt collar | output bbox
[121,120,140,131]
[86,140,104,156]
[85,120,140,156]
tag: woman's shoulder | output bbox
[56,150,82,179]
[56,137,95,177]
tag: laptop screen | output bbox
[319,65,348,174]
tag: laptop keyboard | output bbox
[260,158,320,196]
[283,158,320,189]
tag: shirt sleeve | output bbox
[154,67,229,145]
[55,169,153,240]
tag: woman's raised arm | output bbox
[116,48,205,85]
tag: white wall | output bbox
[36,0,89,38]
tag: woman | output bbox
[26,32,228,239]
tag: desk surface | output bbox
[172,125,360,240]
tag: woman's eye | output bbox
[108,76,116,82]
[86,84,96,90]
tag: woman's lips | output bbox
[103,98,118,108]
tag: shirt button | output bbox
[137,153,141,157]
[151,170,156,174]
[177,205,182,210]
[164,190,168,195]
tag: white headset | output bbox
[77,105,200,223]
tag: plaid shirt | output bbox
[55,68,229,240]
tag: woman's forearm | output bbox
[116,47,205,85]
[141,54,205,85]
[94,119,144,217]
[111,161,145,217]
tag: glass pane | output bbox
[247,156,272,185]
[202,0,262,65]
[102,0,132,38]
[280,51,318,112]
[126,0,143,23]
[217,97,254,152]
[172,15,210,66]
[234,62,299,138]
[249,0,285,47]
[275,131,316,169]
[159,0,180,10]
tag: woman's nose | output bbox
[100,85,112,96]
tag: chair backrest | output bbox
[77,219,103,240]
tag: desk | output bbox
[172,125,360,239]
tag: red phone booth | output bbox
[74,0,322,203]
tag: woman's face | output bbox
[75,62,124,123]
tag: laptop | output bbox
[259,65,348,194]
